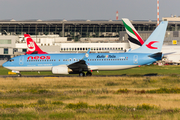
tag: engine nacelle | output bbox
[52,66,71,74]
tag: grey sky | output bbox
[0,0,179,21]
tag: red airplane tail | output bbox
[24,34,48,54]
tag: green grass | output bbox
[1,65,180,119]
[49,112,75,119]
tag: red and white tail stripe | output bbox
[24,34,48,54]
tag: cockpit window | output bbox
[9,59,14,62]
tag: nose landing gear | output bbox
[18,73,22,77]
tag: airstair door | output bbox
[19,56,24,65]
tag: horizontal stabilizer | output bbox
[163,52,176,56]
[148,52,162,58]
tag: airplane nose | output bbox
[2,62,8,67]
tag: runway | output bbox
[0,73,160,78]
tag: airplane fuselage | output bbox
[3,52,161,72]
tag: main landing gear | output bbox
[86,71,92,76]
[79,72,85,77]
[79,71,92,77]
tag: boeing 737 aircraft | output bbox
[3,21,168,77]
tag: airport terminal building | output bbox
[0,19,179,38]
[1,18,180,61]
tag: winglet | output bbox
[87,48,91,54]
[128,48,132,52]
[82,49,91,60]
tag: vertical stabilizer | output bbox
[128,21,168,53]
[122,18,144,50]
[24,34,48,54]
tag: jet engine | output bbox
[52,65,72,74]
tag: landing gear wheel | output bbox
[86,71,92,76]
[79,72,85,77]
[18,74,22,77]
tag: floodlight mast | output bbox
[157,0,159,26]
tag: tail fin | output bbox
[122,18,144,50]
[128,21,168,53]
[24,34,48,54]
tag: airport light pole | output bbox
[157,0,159,26]
[116,11,119,20]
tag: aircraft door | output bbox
[133,55,138,64]
[19,56,24,65]
[68,58,73,64]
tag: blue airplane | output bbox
[2,21,168,77]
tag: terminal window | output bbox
[4,48,8,54]
[22,49,27,52]
[0,40,11,44]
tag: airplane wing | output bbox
[67,49,90,71]
[68,60,88,71]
